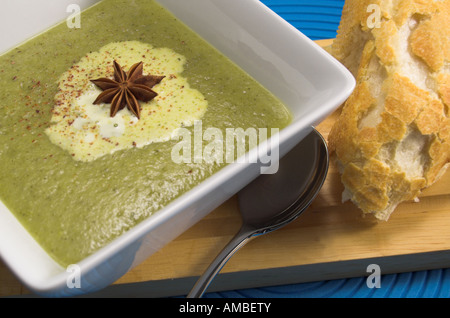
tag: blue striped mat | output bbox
[261,0,345,40]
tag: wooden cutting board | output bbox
[2,39,450,297]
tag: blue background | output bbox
[198,0,450,298]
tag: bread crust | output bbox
[329,0,450,220]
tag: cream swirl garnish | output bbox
[45,41,208,161]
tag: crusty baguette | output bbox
[328,0,450,220]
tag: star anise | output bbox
[91,60,165,119]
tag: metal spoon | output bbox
[187,127,329,298]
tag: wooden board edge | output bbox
[55,250,450,298]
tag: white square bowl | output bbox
[0,0,354,297]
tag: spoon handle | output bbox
[187,227,254,298]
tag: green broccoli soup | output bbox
[0,0,292,266]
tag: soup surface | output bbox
[0,0,292,266]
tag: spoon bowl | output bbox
[187,127,329,298]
